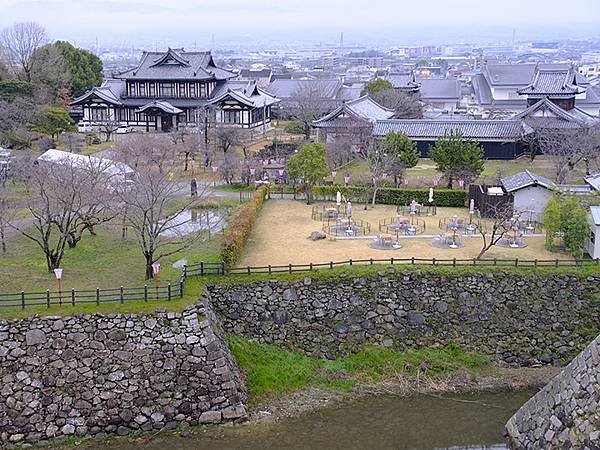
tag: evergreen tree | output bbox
[287,143,329,205]
[53,41,103,97]
[429,131,485,188]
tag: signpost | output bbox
[152,262,160,300]
[53,268,63,305]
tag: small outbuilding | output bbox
[586,206,600,260]
[500,170,556,222]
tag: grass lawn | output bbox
[237,200,572,268]
[0,221,222,311]
[229,335,489,403]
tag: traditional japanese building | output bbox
[72,48,279,133]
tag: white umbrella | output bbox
[336,191,342,206]
[428,187,434,203]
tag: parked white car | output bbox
[116,125,133,134]
[77,121,93,133]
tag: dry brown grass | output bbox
[238,200,570,267]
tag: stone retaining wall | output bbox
[505,334,600,449]
[0,300,247,444]
[208,269,600,365]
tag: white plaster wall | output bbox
[513,186,553,222]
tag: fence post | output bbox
[453,258,456,266]
[515,258,519,267]
[390,257,394,265]
[268,265,272,274]
[534,259,538,268]
[369,258,373,265]
[46,290,50,309]
[330,261,334,269]
[200,262,204,276]
[168,283,172,301]
[411,256,415,265]
[96,288,100,306]
[71,288,75,307]
[349,259,352,266]
[22,291,26,310]
[432,258,436,265]
[120,286,124,304]
[179,280,184,298]
[555,258,559,267]
[220,262,225,275]
[472,258,476,266]
[183,265,187,280]
[310,262,313,270]
[289,263,292,274]
[247,266,251,275]
[494,258,497,266]
[144,285,148,302]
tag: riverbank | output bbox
[29,353,559,450]
[246,365,561,425]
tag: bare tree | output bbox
[29,44,71,103]
[0,184,13,253]
[114,167,212,279]
[326,136,356,170]
[59,132,85,153]
[363,139,410,206]
[211,125,244,153]
[474,204,523,259]
[370,89,423,119]
[169,127,188,145]
[0,22,48,82]
[180,132,202,171]
[292,80,335,139]
[218,151,240,184]
[112,134,176,174]
[10,156,114,270]
[100,119,121,142]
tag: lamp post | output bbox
[53,268,63,305]
[212,166,218,187]
[278,168,285,197]
[152,262,160,300]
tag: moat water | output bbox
[86,390,533,450]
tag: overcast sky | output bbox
[1,0,599,45]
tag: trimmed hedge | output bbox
[221,186,268,267]
[312,185,467,207]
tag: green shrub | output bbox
[312,185,467,207]
[220,186,267,267]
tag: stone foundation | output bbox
[0,300,247,444]
[505,334,600,449]
[208,269,600,365]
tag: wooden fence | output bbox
[0,281,184,310]
[184,257,599,277]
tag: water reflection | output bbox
[86,390,533,450]
[160,208,228,237]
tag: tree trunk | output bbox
[371,186,379,206]
[446,175,453,189]
[184,152,189,171]
[145,254,154,280]
[305,184,312,205]
[0,226,5,253]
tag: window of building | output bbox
[149,83,156,97]
[127,82,135,96]
[179,83,186,97]
[190,83,196,97]
[160,82,175,97]
[198,83,204,97]
[222,110,240,124]
[91,108,107,121]
[139,83,146,96]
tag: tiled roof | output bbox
[417,78,461,100]
[511,98,598,128]
[518,68,584,96]
[483,64,538,86]
[336,85,364,101]
[584,173,600,191]
[385,73,419,90]
[590,206,600,226]
[117,48,236,81]
[500,170,555,193]
[72,79,124,105]
[372,119,524,140]
[208,80,279,108]
[313,95,394,127]
[135,100,183,115]
[264,79,342,100]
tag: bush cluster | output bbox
[312,185,467,207]
[221,186,268,267]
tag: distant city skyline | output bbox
[1,0,600,49]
